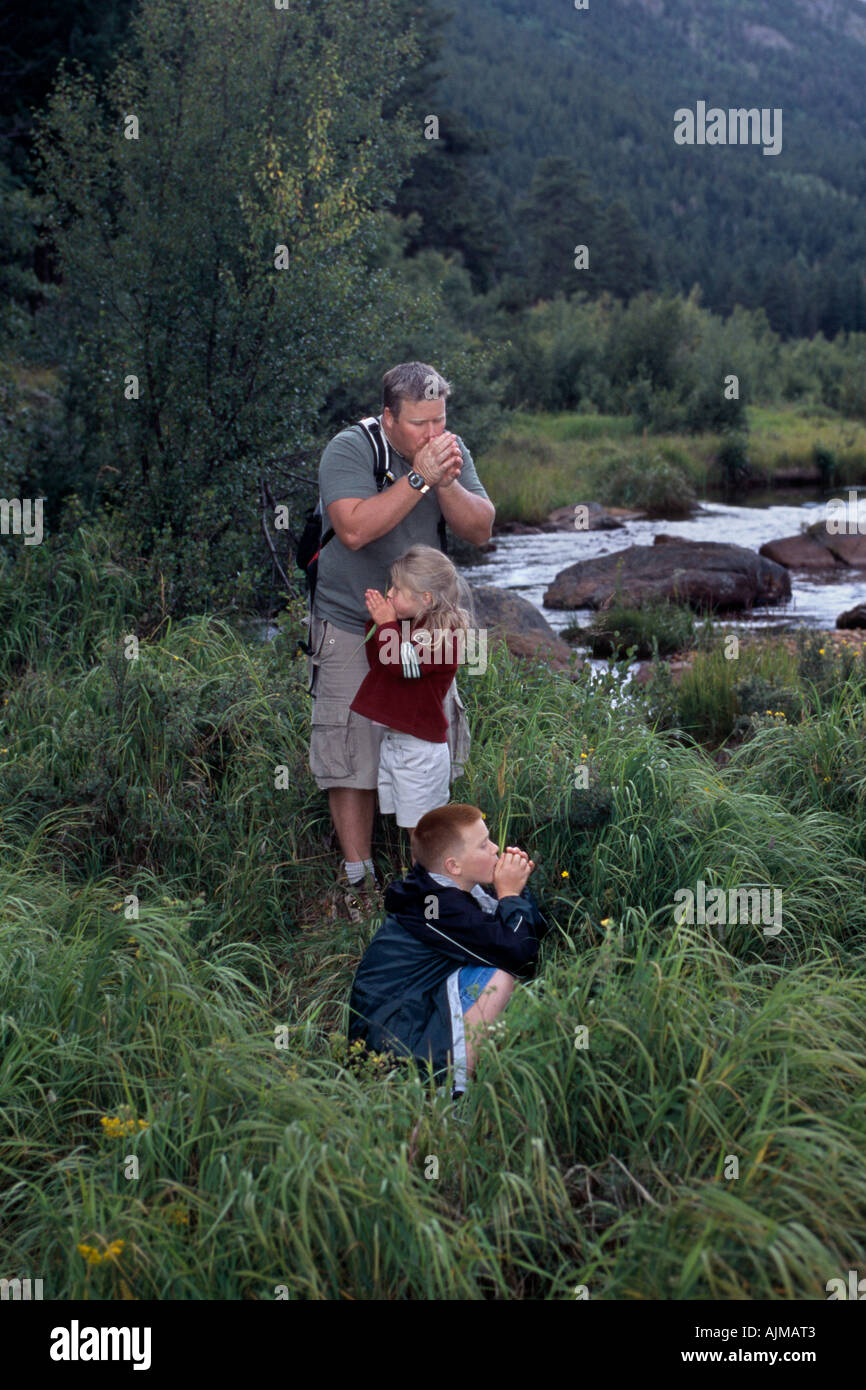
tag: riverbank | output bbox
[458,497,866,638]
[477,405,866,524]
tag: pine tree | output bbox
[514,156,600,302]
[598,200,645,303]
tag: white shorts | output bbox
[377,729,451,828]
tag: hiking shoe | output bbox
[356,874,385,920]
[335,871,383,923]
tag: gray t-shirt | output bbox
[314,419,490,633]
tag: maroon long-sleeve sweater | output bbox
[350,619,459,743]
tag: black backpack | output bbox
[296,416,447,611]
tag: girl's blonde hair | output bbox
[389,545,475,657]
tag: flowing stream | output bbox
[457,492,866,637]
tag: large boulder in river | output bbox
[837,604,866,629]
[760,519,866,570]
[544,536,791,612]
[468,583,581,673]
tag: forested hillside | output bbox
[425,0,866,334]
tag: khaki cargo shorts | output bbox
[306,612,471,791]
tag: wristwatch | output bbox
[407,470,430,494]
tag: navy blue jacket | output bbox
[348,862,549,1082]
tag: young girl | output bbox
[350,545,474,835]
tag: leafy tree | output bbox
[0,159,52,350]
[0,0,136,173]
[31,0,420,613]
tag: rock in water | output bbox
[468,583,582,673]
[544,537,791,612]
[836,604,866,629]
[760,520,866,570]
[543,502,628,532]
[759,534,842,569]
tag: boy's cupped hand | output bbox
[493,847,535,899]
[365,589,397,624]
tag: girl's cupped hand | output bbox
[365,589,398,625]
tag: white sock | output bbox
[364,858,379,883]
[344,859,365,885]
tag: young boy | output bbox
[347,803,548,1095]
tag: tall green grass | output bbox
[2,525,866,1298]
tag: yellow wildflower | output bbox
[100,1114,148,1137]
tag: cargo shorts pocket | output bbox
[309,697,354,782]
[306,616,331,696]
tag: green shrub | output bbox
[596,449,696,516]
[732,675,804,736]
[587,600,695,659]
[813,444,838,488]
[674,649,739,743]
[715,433,754,488]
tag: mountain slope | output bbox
[435,0,866,329]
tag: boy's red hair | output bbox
[411,803,486,872]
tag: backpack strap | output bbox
[357,416,396,491]
[316,418,395,552]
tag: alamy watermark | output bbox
[0,498,43,545]
[826,1269,866,1299]
[824,490,866,534]
[1,1276,43,1299]
[49,1322,151,1369]
[674,880,782,936]
[674,102,782,157]
[376,620,488,676]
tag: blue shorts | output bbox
[458,966,498,1013]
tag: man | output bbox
[307,361,495,915]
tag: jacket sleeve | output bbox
[431,889,547,975]
[503,884,550,940]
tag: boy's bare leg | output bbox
[329,787,376,864]
[462,970,516,1076]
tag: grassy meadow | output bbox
[1,523,866,1299]
[479,405,866,521]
